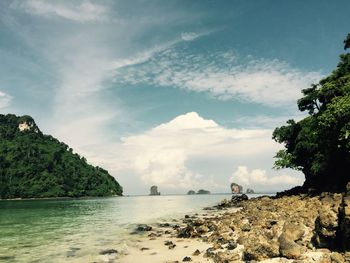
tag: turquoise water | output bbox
[0,194,262,262]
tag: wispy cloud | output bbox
[11,0,108,23]
[181,32,200,41]
[0,91,12,110]
[114,49,323,107]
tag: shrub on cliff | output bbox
[273,35,350,192]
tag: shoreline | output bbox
[0,192,276,201]
[109,193,350,263]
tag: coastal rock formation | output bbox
[174,193,350,262]
[187,190,196,195]
[231,183,243,194]
[246,188,254,194]
[150,186,160,196]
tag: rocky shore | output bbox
[115,191,350,263]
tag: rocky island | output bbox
[231,183,243,194]
[150,185,161,196]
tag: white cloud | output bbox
[230,166,303,191]
[114,49,323,107]
[0,91,12,109]
[12,0,108,23]
[111,112,291,192]
[181,32,199,41]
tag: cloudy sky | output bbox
[1,0,349,195]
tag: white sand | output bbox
[119,236,213,263]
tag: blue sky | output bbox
[0,0,349,194]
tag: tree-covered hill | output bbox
[273,35,350,193]
[0,114,122,199]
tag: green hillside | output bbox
[0,114,122,199]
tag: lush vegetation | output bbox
[0,114,122,199]
[273,36,350,192]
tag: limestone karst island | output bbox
[1,1,350,263]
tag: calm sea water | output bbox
[0,194,265,263]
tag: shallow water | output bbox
[0,194,265,262]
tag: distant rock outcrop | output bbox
[197,189,210,195]
[246,188,255,194]
[150,185,160,196]
[231,183,243,194]
[187,190,196,195]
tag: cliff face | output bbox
[0,114,123,199]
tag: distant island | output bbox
[0,114,123,199]
[187,189,211,195]
[150,185,160,195]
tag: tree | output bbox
[273,35,350,193]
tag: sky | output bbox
[0,0,350,195]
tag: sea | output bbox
[0,193,269,262]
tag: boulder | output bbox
[278,222,305,259]
[231,194,248,206]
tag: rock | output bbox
[150,185,160,195]
[168,244,176,249]
[99,249,118,255]
[192,249,201,256]
[217,199,232,208]
[243,239,279,261]
[159,223,170,227]
[136,224,152,232]
[204,247,216,257]
[196,225,209,234]
[164,240,174,246]
[177,226,194,238]
[241,223,251,232]
[313,194,342,249]
[246,188,255,194]
[231,194,248,206]
[231,183,243,194]
[330,252,345,263]
[185,215,190,218]
[278,236,303,259]
[182,256,192,261]
[339,195,350,251]
[226,241,237,250]
[140,247,149,251]
[214,251,241,262]
[278,222,305,259]
[187,190,196,195]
